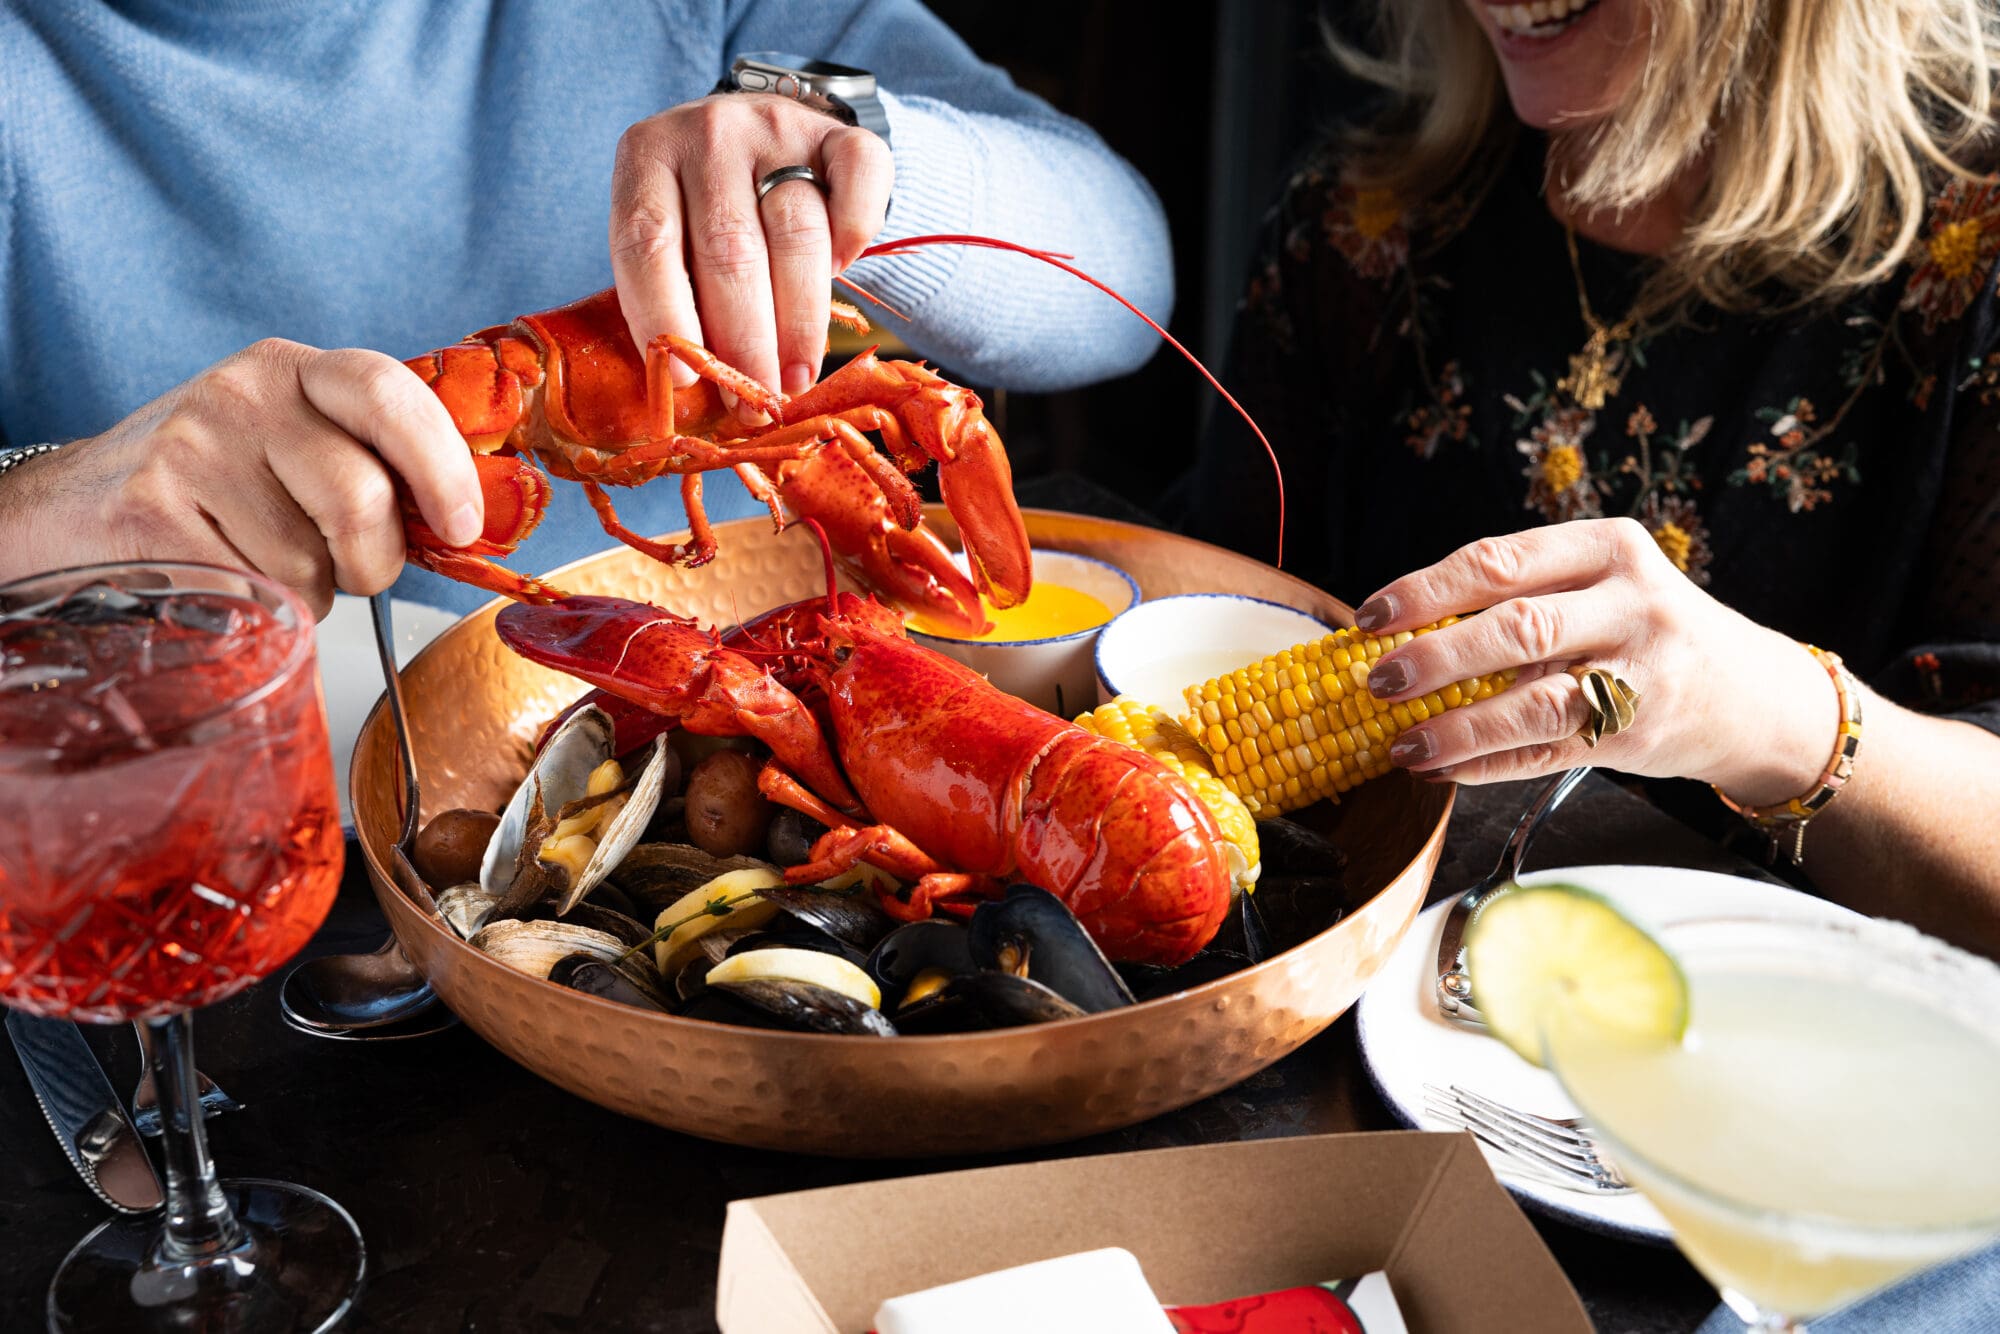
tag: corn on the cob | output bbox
[1076,697,1261,893]
[1180,617,1515,816]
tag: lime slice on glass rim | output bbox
[1464,882,1689,1066]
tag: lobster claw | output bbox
[766,445,992,636]
[401,453,564,603]
[495,595,863,814]
[888,361,1032,612]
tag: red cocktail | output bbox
[0,563,364,1334]
[0,581,343,1019]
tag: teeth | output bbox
[1488,0,1592,33]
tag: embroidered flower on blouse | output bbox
[1322,182,1409,283]
[1640,492,1713,586]
[1518,406,1603,522]
[1902,177,2000,333]
[1404,361,1472,458]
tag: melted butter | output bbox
[907,582,1114,642]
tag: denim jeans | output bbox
[1694,1239,2000,1331]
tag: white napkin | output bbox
[871,1247,1175,1334]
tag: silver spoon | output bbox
[278,593,456,1037]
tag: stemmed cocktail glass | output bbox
[1542,914,2000,1331]
[0,562,363,1332]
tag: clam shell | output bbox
[435,881,504,940]
[470,919,648,985]
[479,706,671,916]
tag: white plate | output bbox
[1354,863,1863,1245]
[313,594,459,831]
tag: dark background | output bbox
[921,1,1363,513]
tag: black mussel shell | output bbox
[766,807,828,867]
[945,971,1086,1028]
[1255,816,1349,876]
[557,901,654,949]
[967,885,1134,1013]
[723,926,870,970]
[548,952,670,1012]
[755,885,897,952]
[1117,949,1255,1002]
[707,979,898,1036]
[676,988,790,1030]
[579,880,645,923]
[1249,876,1347,953]
[610,843,777,912]
[1207,890,1277,964]
[866,920,976,1012]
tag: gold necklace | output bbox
[1555,221,1639,411]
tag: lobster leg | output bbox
[582,475,718,567]
[778,354,1031,610]
[755,764,999,920]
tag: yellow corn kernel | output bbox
[1174,615,1515,815]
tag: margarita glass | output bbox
[1542,913,2000,1332]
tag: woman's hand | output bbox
[0,340,481,618]
[1358,517,1839,805]
[609,93,895,408]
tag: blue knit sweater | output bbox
[0,0,1173,609]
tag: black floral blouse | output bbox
[1173,130,2000,765]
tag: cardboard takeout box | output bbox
[716,1130,1592,1333]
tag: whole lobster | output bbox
[394,235,1284,636]
[492,544,1234,966]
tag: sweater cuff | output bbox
[863,88,983,316]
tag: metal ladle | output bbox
[278,594,457,1038]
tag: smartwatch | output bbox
[716,53,892,147]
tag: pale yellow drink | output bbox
[1546,918,2000,1324]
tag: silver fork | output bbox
[130,1019,241,1137]
[1424,1082,1631,1194]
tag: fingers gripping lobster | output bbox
[493,577,1235,967]
[397,277,1026,635]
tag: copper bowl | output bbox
[352,509,1451,1157]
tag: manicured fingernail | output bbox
[1355,595,1397,632]
[444,501,482,548]
[1418,764,1457,783]
[1389,728,1436,766]
[1368,657,1411,698]
[782,362,814,395]
[721,385,771,427]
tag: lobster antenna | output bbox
[791,516,841,616]
[854,233,1288,566]
[835,274,910,323]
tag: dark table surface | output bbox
[0,477,1753,1332]
[1,774,1753,1334]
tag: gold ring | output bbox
[1569,666,1640,748]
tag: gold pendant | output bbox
[1557,328,1623,411]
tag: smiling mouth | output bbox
[1484,0,1604,38]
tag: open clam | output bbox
[479,705,672,918]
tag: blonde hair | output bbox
[1330,0,2000,314]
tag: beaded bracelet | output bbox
[1712,644,1863,866]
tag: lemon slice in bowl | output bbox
[1464,882,1689,1066]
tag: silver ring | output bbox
[756,164,822,202]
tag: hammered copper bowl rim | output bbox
[351,509,1449,1058]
